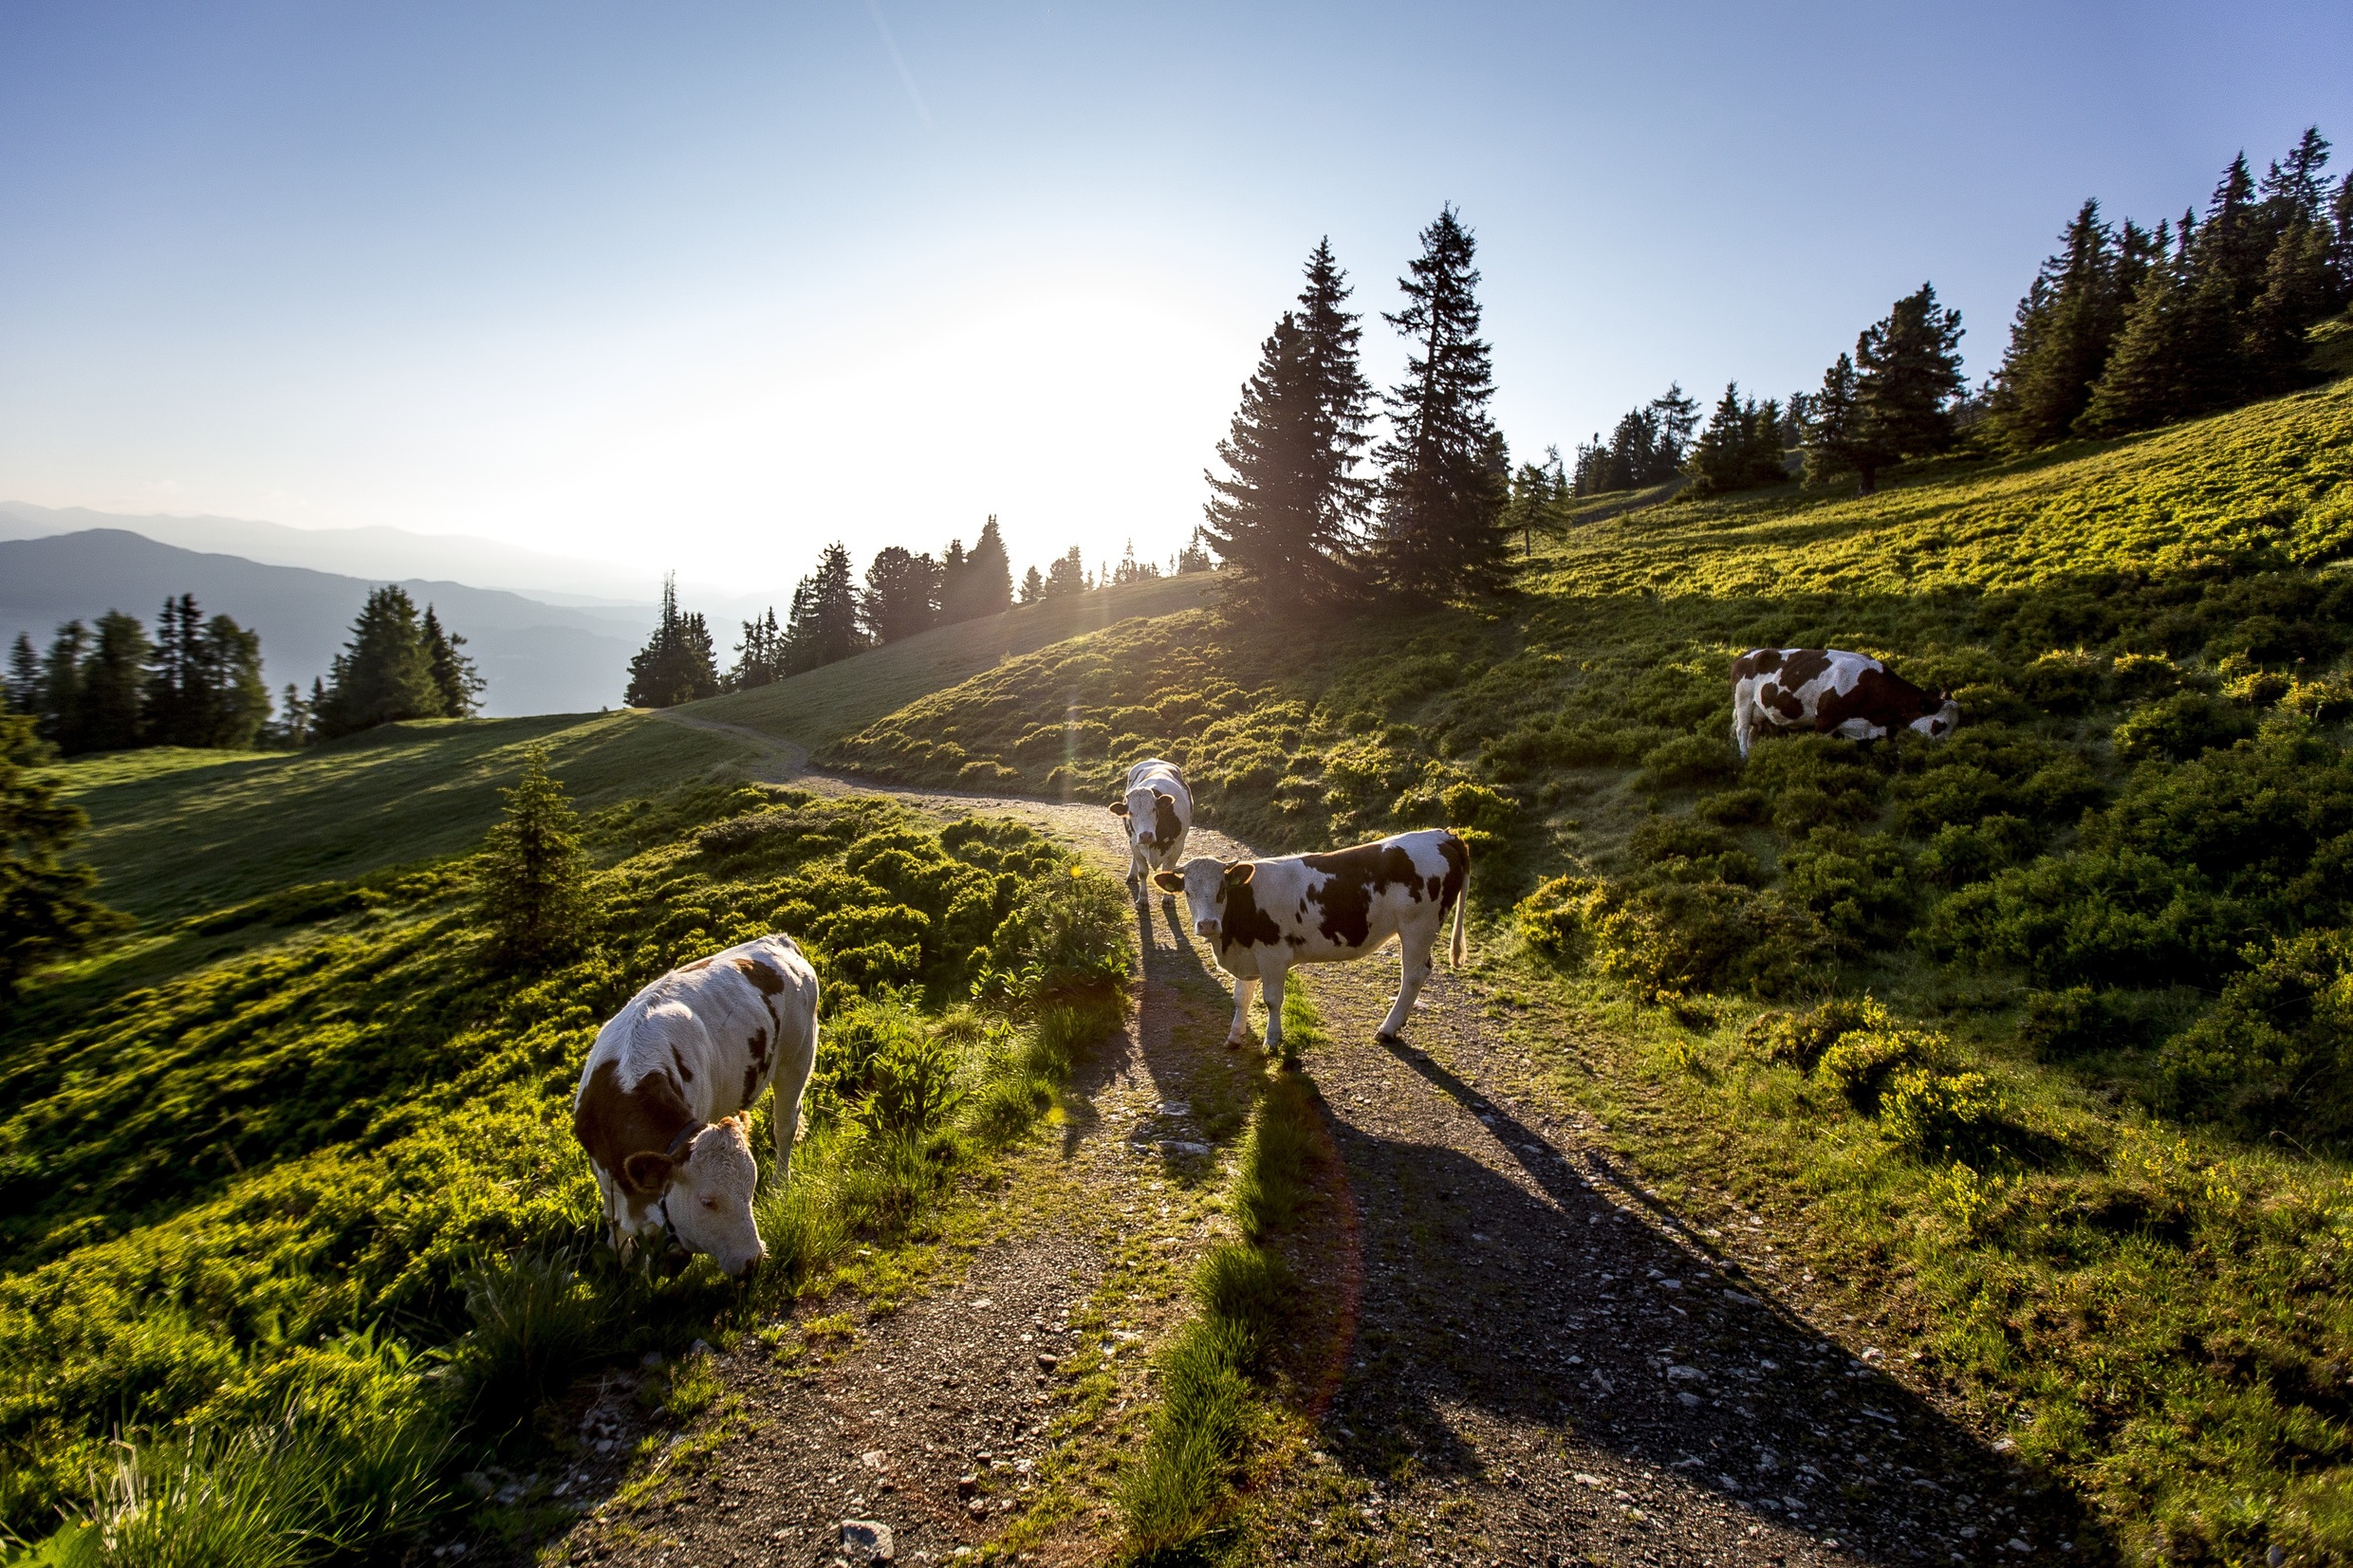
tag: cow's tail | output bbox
[1449,839,1470,968]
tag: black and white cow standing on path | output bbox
[1155,827,1470,1056]
[1110,757,1192,897]
[572,934,819,1277]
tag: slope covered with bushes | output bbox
[0,770,1130,1562]
[824,381,2353,1558]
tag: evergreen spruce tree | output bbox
[861,546,942,643]
[1853,283,1967,467]
[197,614,270,747]
[1802,353,1874,490]
[1683,384,1754,496]
[79,612,154,753]
[144,593,207,747]
[1019,564,1045,603]
[475,744,584,970]
[1747,397,1790,487]
[782,544,864,673]
[1042,546,1086,598]
[1986,200,2132,451]
[2077,214,2233,434]
[623,574,721,705]
[269,682,314,747]
[38,622,90,751]
[420,606,484,719]
[316,585,445,738]
[1373,206,1509,600]
[955,516,1014,619]
[5,635,39,719]
[1174,529,1213,575]
[1201,239,1375,609]
[2246,217,2340,393]
[0,705,125,994]
[731,607,785,689]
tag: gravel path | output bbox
[547,715,2089,1565]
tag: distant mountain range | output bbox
[0,501,672,604]
[1,529,656,717]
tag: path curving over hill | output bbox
[566,711,2090,1564]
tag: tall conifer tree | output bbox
[1373,207,1509,600]
[420,606,484,719]
[78,612,154,753]
[5,636,39,718]
[317,586,446,737]
[476,744,584,969]
[783,544,864,673]
[1987,201,2134,451]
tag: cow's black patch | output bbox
[1301,843,1419,950]
[1214,874,1284,956]
[1151,791,1183,846]
[1817,665,1942,732]
[1437,833,1470,915]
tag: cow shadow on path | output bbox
[1277,991,2111,1565]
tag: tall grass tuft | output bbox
[454,1248,607,1428]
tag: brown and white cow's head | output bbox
[1154,857,1252,940]
[1111,786,1188,874]
[1908,695,1963,742]
[618,1114,766,1278]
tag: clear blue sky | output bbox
[3,1,2347,594]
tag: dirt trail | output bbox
[549,714,2084,1565]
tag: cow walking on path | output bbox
[572,933,820,1276]
[1732,647,1960,758]
[1110,757,1192,897]
[1157,827,1470,1058]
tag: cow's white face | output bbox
[1114,786,1186,872]
[1155,857,1249,940]
[623,1115,766,1278]
[1908,698,1963,741]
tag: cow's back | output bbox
[575,935,817,1131]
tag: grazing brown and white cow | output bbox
[1109,757,1192,896]
[572,933,819,1277]
[1155,827,1470,1054]
[1732,647,1961,759]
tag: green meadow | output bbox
[3,691,1131,1564]
[824,380,2353,1559]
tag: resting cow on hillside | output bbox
[1155,827,1469,1057]
[572,933,819,1277]
[1110,757,1192,896]
[1732,647,1960,759]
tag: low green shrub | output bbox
[2155,927,2353,1145]
[1739,996,1893,1072]
[1817,1027,1950,1111]
[2017,986,2158,1061]
[1636,734,1740,792]
[1878,1068,2011,1159]
[2113,692,2257,761]
[1778,829,1911,950]
[1629,816,1761,885]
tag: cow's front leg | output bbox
[1261,960,1293,1062]
[1227,973,1259,1048]
[1126,842,1145,895]
[1376,935,1436,1042]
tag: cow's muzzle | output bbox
[1195,920,1220,938]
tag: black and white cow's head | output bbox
[1154,857,1252,940]
[1111,785,1188,873]
[1909,695,1964,741]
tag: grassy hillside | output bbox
[823,380,2353,1560]
[6,708,1130,1563]
[685,570,1214,756]
[41,712,751,922]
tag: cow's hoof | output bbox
[1375,1031,1403,1046]
[1223,1035,1250,1051]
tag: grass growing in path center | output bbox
[1121,983,1330,1557]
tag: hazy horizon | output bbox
[5,1,2347,588]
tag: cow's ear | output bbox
[621,1152,676,1194]
[1108,801,1130,816]
[1223,861,1254,887]
[1152,871,1185,893]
